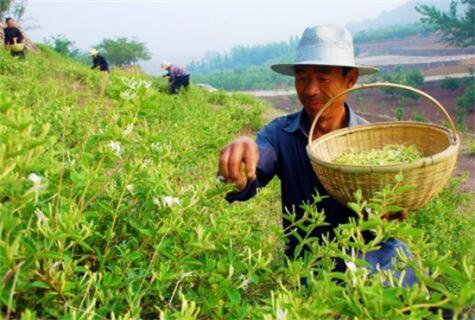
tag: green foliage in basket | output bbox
[334,144,424,166]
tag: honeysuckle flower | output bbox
[50,261,61,271]
[28,173,42,187]
[162,196,182,207]
[123,123,134,136]
[27,173,47,204]
[34,208,48,226]
[120,90,137,101]
[277,308,287,320]
[150,142,162,151]
[108,141,123,156]
[153,196,182,208]
[238,275,252,290]
[345,261,357,272]
[152,197,161,206]
[140,158,152,168]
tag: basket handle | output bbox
[307,82,458,145]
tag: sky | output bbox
[22,0,412,74]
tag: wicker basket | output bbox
[9,43,24,52]
[306,82,460,211]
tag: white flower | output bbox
[34,208,48,226]
[153,196,182,208]
[27,173,47,204]
[28,173,42,187]
[120,90,137,101]
[108,141,123,156]
[123,123,134,136]
[140,158,152,168]
[162,196,182,207]
[152,197,161,206]
[238,275,252,290]
[126,184,134,193]
[150,142,162,151]
[277,308,287,320]
[345,261,357,272]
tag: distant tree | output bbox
[0,0,26,22]
[45,34,78,57]
[44,35,90,64]
[94,37,151,66]
[416,0,475,47]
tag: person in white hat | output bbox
[218,25,416,286]
[89,49,109,95]
[161,61,190,94]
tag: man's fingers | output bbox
[235,163,248,190]
[243,142,259,180]
[219,147,231,179]
[227,143,245,181]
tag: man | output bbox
[218,25,416,286]
[89,49,109,95]
[3,17,25,58]
[161,61,190,94]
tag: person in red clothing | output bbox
[161,61,190,94]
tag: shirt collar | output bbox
[283,103,359,137]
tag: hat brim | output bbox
[271,62,379,76]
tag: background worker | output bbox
[161,61,190,94]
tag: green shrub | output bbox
[396,107,404,120]
[0,48,473,319]
[412,113,426,122]
[457,83,475,113]
[440,77,461,91]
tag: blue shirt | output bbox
[226,104,417,286]
[226,104,368,258]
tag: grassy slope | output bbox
[0,46,473,318]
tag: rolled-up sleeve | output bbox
[225,120,279,202]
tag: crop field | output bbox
[0,46,473,319]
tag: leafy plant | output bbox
[412,113,426,122]
[0,45,473,319]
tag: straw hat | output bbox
[161,61,172,69]
[89,49,98,56]
[271,25,378,76]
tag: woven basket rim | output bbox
[307,121,460,173]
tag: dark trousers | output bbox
[170,75,190,94]
[11,49,25,59]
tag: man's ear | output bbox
[346,68,359,88]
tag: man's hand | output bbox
[219,137,259,191]
[382,210,408,221]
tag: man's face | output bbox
[6,19,14,28]
[294,65,358,120]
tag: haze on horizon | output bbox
[23,0,415,74]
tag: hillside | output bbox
[346,0,451,32]
[0,47,473,318]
